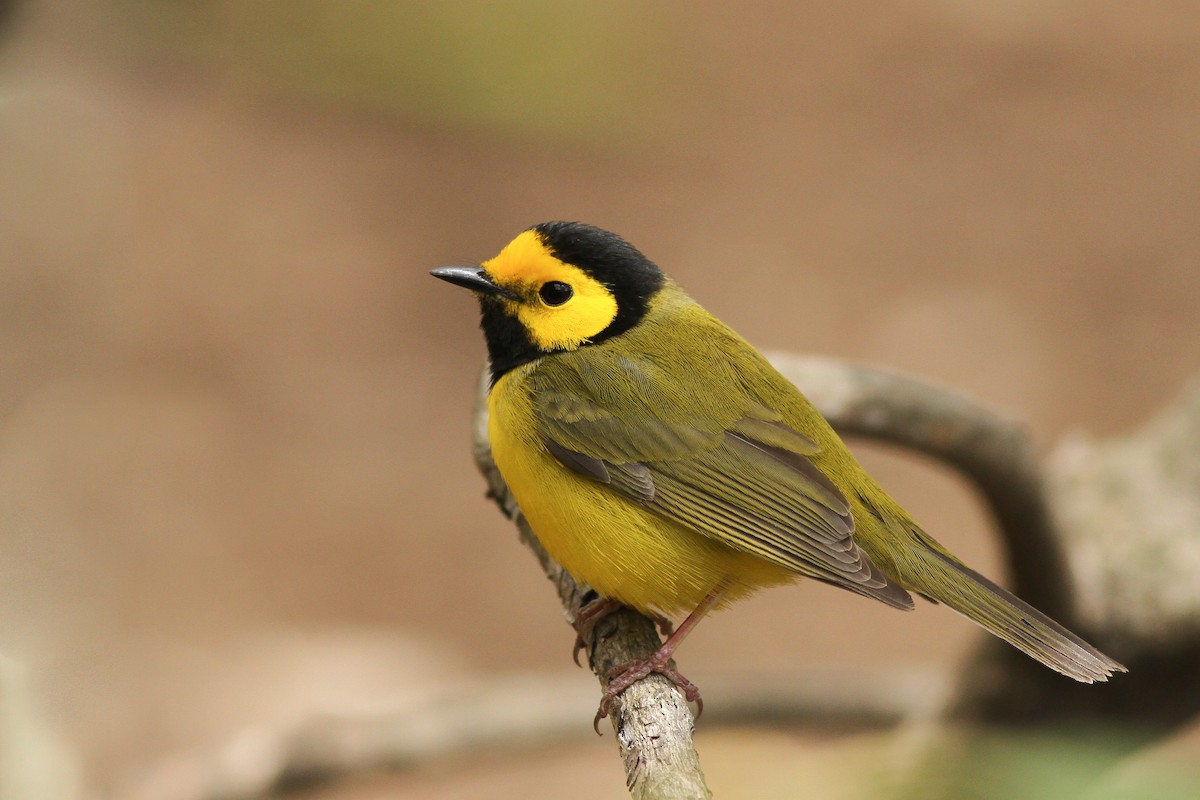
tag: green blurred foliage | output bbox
[109,0,667,144]
[888,727,1197,800]
[704,727,1200,800]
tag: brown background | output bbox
[2,2,1198,797]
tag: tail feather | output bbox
[913,549,1126,683]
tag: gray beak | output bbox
[430,266,518,300]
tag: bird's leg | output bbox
[572,596,675,667]
[594,584,727,730]
[572,595,622,666]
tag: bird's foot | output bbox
[590,586,725,733]
[572,596,622,667]
[571,597,674,667]
[592,652,703,733]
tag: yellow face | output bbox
[482,230,619,352]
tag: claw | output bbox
[650,612,675,639]
[587,585,728,733]
[592,654,704,733]
[572,634,586,667]
[570,596,622,668]
[593,704,608,735]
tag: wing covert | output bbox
[533,358,912,609]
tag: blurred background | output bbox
[2,2,1199,798]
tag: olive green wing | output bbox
[532,366,913,610]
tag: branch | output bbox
[1050,374,1200,652]
[766,353,1072,620]
[471,370,712,800]
[772,355,1200,734]
[766,355,1106,724]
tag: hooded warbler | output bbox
[432,221,1124,719]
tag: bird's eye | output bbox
[538,281,573,306]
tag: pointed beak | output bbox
[430,266,518,300]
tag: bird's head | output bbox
[432,222,664,380]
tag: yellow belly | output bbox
[488,374,795,616]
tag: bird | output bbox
[431,221,1125,723]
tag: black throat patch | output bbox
[479,297,543,385]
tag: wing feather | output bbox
[533,357,913,610]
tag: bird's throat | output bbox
[480,298,544,385]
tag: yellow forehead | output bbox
[480,229,618,352]
[482,229,574,286]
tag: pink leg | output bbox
[572,597,676,667]
[593,585,727,731]
[572,596,622,666]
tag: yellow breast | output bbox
[488,366,795,616]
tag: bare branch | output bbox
[1050,375,1200,651]
[766,353,1073,620]
[766,354,1105,725]
[771,355,1200,734]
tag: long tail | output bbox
[911,548,1125,683]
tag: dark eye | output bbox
[538,281,573,306]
